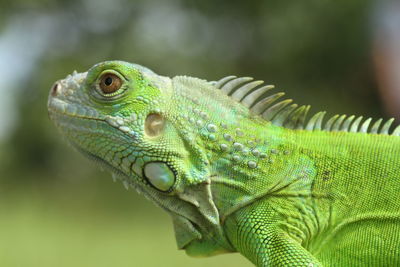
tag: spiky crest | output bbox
[211,76,400,136]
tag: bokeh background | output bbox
[1,0,399,266]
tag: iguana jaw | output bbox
[48,100,228,257]
[48,109,205,250]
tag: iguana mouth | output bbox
[48,97,105,122]
[48,98,139,141]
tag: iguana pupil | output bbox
[105,77,113,86]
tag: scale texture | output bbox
[48,61,400,266]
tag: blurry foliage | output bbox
[0,0,384,266]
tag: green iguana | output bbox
[47,61,400,266]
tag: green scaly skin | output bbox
[48,61,400,266]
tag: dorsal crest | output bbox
[211,76,400,136]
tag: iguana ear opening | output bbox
[145,113,166,137]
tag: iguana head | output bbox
[48,61,235,256]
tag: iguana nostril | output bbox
[51,82,61,97]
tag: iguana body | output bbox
[48,61,400,266]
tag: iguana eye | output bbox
[99,73,122,94]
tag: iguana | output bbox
[47,61,400,266]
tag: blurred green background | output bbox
[0,0,398,266]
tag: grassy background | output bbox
[0,177,251,266]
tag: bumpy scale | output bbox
[48,61,400,266]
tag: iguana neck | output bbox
[170,75,321,234]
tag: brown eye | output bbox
[99,73,122,94]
